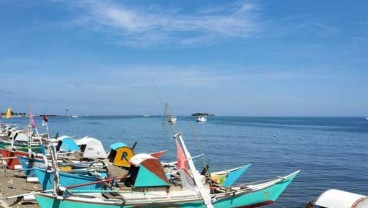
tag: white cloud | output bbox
[63,0,261,47]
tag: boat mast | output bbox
[174,132,214,208]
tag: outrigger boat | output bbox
[34,132,300,208]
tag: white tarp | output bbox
[14,132,28,142]
[315,189,368,208]
[76,137,107,159]
[129,153,154,167]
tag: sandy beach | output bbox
[0,168,41,208]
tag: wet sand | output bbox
[0,169,41,208]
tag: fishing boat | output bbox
[0,134,83,170]
[164,103,177,124]
[0,130,44,153]
[0,148,31,169]
[18,156,103,182]
[34,132,300,208]
[31,143,166,188]
[196,115,207,122]
[33,167,107,190]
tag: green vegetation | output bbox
[191,113,215,116]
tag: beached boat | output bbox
[34,132,300,208]
[35,171,299,208]
[18,156,104,182]
[0,135,82,170]
[0,148,31,169]
[17,136,108,182]
[0,129,44,153]
[196,115,207,122]
[34,167,106,191]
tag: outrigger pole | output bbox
[174,132,214,208]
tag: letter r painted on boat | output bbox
[121,152,128,161]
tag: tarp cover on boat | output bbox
[129,153,169,188]
[14,132,29,142]
[314,189,368,208]
[76,137,107,159]
[57,136,79,152]
[108,142,134,168]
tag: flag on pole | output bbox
[30,113,36,128]
[42,115,48,126]
[176,140,188,171]
[5,107,11,119]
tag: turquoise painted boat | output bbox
[18,156,46,178]
[33,167,105,191]
[34,132,300,208]
[18,156,104,182]
[35,170,299,208]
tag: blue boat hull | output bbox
[33,167,104,191]
[18,156,46,177]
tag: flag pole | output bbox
[174,132,214,208]
[28,103,32,157]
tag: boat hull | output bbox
[18,156,47,177]
[34,168,104,191]
[0,140,43,153]
[35,171,299,208]
[0,148,29,169]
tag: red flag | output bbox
[176,140,188,171]
[42,115,48,126]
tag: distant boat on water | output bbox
[164,103,177,124]
[196,115,207,122]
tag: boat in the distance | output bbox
[196,115,207,122]
[164,103,177,124]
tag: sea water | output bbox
[5,116,368,207]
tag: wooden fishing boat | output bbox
[0,136,82,170]
[34,132,300,208]
[33,167,106,191]
[35,170,299,208]
[0,148,32,169]
[18,156,104,182]
[0,129,44,153]
[30,143,166,188]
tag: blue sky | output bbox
[0,0,367,116]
